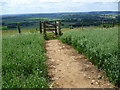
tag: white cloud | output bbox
[1,0,118,14]
[37,0,65,2]
[72,0,119,2]
[31,0,119,2]
[1,0,119,4]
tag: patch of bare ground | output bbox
[45,39,114,88]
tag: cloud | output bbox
[1,0,118,15]
[72,0,119,2]
[28,0,119,2]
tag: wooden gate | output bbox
[39,21,62,36]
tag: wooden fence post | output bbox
[40,21,42,34]
[17,23,21,34]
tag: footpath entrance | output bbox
[39,21,62,37]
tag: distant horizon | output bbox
[2,10,119,16]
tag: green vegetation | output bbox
[2,11,120,88]
[2,11,119,30]
[60,27,120,86]
[2,33,49,88]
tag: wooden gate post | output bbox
[43,21,46,36]
[57,21,62,35]
[17,23,21,34]
[40,21,42,34]
[55,21,58,35]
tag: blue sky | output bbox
[0,0,119,15]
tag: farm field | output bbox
[2,11,119,30]
[2,33,49,88]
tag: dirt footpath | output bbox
[45,39,114,88]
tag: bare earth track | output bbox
[45,39,114,88]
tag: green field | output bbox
[2,33,49,88]
[60,27,120,86]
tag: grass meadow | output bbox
[2,33,49,88]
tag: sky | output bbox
[0,0,119,15]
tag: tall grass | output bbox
[2,29,37,36]
[60,27,120,86]
[2,33,49,88]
